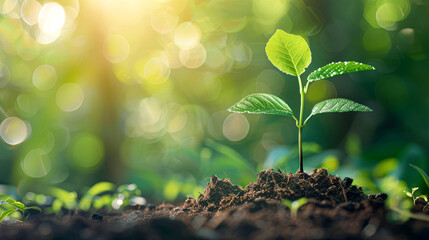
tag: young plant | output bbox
[405,164,429,204]
[0,199,42,222]
[405,187,428,204]
[228,30,374,172]
[282,197,308,217]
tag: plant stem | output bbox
[297,75,305,172]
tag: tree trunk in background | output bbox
[81,3,125,183]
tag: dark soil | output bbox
[1,168,429,240]
[195,169,367,211]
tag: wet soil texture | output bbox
[1,168,428,240]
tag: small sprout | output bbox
[282,198,308,217]
[404,187,428,205]
[78,182,115,211]
[406,164,429,205]
[47,187,78,214]
[0,198,42,223]
[76,182,143,211]
[418,195,428,202]
[228,30,374,172]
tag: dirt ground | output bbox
[1,169,428,240]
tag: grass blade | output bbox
[410,164,429,189]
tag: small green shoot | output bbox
[0,199,42,223]
[404,187,428,205]
[228,30,374,172]
[49,187,78,214]
[78,182,115,211]
[78,182,144,211]
[405,164,429,205]
[281,198,308,217]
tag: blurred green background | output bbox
[0,0,428,203]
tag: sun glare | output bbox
[37,2,65,44]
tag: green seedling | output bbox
[228,30,374,172]
[49,187,78,214]
[0,198,42,222]
[78,182,115,211]
[282,198,308,217]
[406,164,429,204]
[405,187,428,204]
[79,182,144,211]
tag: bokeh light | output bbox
[306,80,337,104]
[0,116,29,145]
[222,17,248,33]
[103,34,131,63]
[38,2,65,33]
[56,83,85,112]
[364,0,410,30]
[179,43,207,69]
[0,63,10,88]
[37,2,66,44]
[174,22,201,50]
[363,29,392,54]
[151,11,179,34]
[205,48,227,69]
[256,69,285,95]
[32,65,57,90]
[16,93,40,117]
[70,133,104,170]
[0,0,17,15]
[20,0,42,26]
[21,148,51,178]
[166,104,188,133]
[223,113,250,141]
[163,43,183,69]
[138,97,165,136]
[228,41,252,68]
[143,56,170,84]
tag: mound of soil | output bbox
[1,168,428,240]
[194,168,367,211]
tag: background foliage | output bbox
[0,0,428,203]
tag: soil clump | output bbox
[194,168,367,211]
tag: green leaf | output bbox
[265,29,311,76]
[78,182,115,211]
[12,201,25,211]
[4,199,25,211]
[49,188,77,209]
[410,164,429,189]
[86,182,115,196]
[51,199,63,214]
[228,93,293,116]
[417,195,428,201]
[310,98,372,116]
[0,209,16,222]
[292,197,308,210]
[281,199,292,208]
[5,199,16,204]
[307,61,375,82]
[25,206,42,212]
